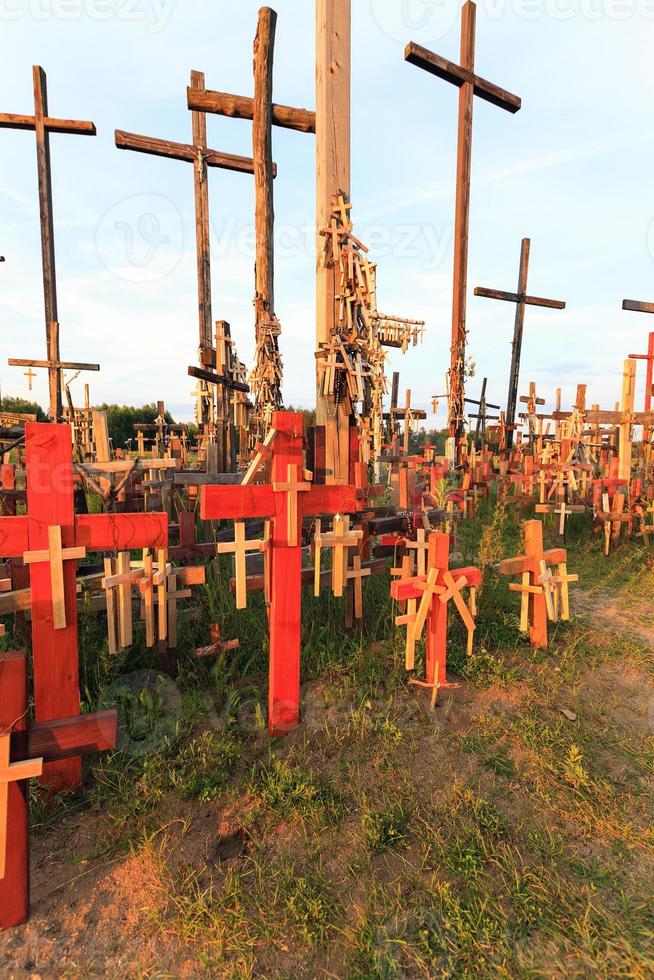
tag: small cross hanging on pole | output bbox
[474,239,565,448]
[23,369,36,392]
[405,1,521,447]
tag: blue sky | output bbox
[2,0,654,424]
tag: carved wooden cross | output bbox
[405,0,521,445]
[475,239,565,447]
[0,423,167,792]
[1,66,98,420]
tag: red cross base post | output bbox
[200,412,365,734]
[0,649,118,929]
[0,423,167,792]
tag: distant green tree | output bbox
[0,396,47,421]
[96,403,175,449]
[286,405,316,430]
[409,428,448,455]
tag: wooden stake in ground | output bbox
[623,299,654,442]
[474,238,566,447]
[405,2,521,446]
[1,66,98,420]
[316,0,352,483]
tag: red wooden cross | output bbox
[200,412,366,734]
[391,531,481,706]
[499,520,566,649]
[624,298,654,442]
[0,423,167,792]
[0,649,117,929]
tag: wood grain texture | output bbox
[0,651,29,929]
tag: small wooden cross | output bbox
[0,735,43,880]
[439,570,476,656]
[272,463,311,548]
[102,552,134,653]
[196,623,240,659]
[345,554,370,620]
[23,525,86,630]
[23,369,36,392]
[538,560,557,621]
[406,528,429,577]
[314,515,362,598]
[217,521,268,608]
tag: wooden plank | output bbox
[114,130,264,175]
[0,113,95,135]
[404,41,521,112]
[0,651,29,929]
[473,287,565,310]
[47,524,66,630]
[190,69,213,355]
[187,87,316,133]
[74,513,168,551]
[18,711,117,762]
[315,0,351,483]
[0,518,29,558]
[201,484,275,520]
[8,358,100,371]
[25,423,80,790]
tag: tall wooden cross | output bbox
[188,7,315,439]
[115,74,260,429]
[0,423,167,792]
[405,1,521,447]
[474,239,565,448]
[200,411,365,733]
[1,66,99,420]
[0,650,117,929]
[623,299,654,442]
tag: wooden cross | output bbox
[188,9,314,437]
[116,74,259,430]
[200,412,367,733]
[405,1,521,446]
[23,526,86,630]
[475,239,565,447]
[102,552,134,653]
[23,369,36,392]
[1,66,98,420]
[313,515,362,597]
[623,299,654,442]
[0,424,167,792]
[217,521,268,609]
[499,520,568,648]
[391,532,481,706]
[465,377,500,446]
[196,623,240,659]
[345,555,370,620]
[272,463,311,548]
[406,528,429,577]
[0,650,117,928]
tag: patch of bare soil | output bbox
[572,587,654,649]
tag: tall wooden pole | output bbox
[254,7,276,330]
[506,238,530,447]
[33,68,61,421]
[449,2,476,445]
[316,0,351,483]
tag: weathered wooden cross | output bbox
[465,377,500,446]
[2,66,99,420]
[405,0,521,446]
[115,72,259,432]
[188,7,315,439]
[0,423,167,791]
[474,238,566,447]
